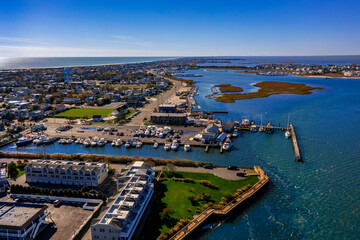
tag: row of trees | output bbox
[10,184,107,201]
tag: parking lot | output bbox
[0,194,94,240]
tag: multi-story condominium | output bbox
[0,202,50,240]
[25,160,108,187]
[91,161,155,240]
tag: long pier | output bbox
[289,123,302,161]
[169,166,269,240]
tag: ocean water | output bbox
[1,58,360,239]
[0,57,174,69]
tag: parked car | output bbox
[203,164,213,169]
[227,166,238,170]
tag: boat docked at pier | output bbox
[222,138,232,151]
[15,136,34,147]
[171,140,179,151]
[164,143,171,151]
[184,144,191,152]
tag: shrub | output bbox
[199,180,219,189]
[171,177,195,183]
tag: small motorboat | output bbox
[164,143,171,151]
[184,144,191,152]
[222,138,232,151]
[153,142,159,149]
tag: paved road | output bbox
[125,78,183,126]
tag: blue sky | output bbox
[1,0,360,57]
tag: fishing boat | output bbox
[265,122,274,134]
[250,125,258,132]
[15,136,34,147]
[184,144,191,152]
[171,140,179,151]
[222,138,232,151]
[164,143,171,151]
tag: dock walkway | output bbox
[169,166,269,240]
[290,123,302,161]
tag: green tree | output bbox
[8,162,18,178]
[160,208,175,222]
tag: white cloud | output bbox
[0,36,50,45]
[112,35,135,40]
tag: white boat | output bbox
[125,139,132,148]
[98,138,106,146]
[285,130,291,138]
[83,139,91,147]
[111,140,116,146]
[285,114,291,138]
[136,141,143,148]
[232,130,239,137]
[153,142,159,149]
[241,118,250,127]
[184,144,191,152]
[91,141,97,147]
[44,137,56,145]
[75,138,82,144]
[164,143,171,151]
[250,125,258,132]
[115,139,122,147]
[259,113,264,132]
[145,130,150,136]
[222,138,232,151]
[93,137,99,143]
[34,135,46,145]
[66,139,73,144]
[171,140,179,151]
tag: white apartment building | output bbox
[91,161,155,240]
[25,160,108,187]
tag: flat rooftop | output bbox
[0,202,48,230]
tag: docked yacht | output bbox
[98,138,106,146]
[232,129,239,137]
[285,129,291,138]
[125,139,132,148]
[164,143,171,151]
[184,144,191,152]
[83,139,91,147]
[250,125,258,132]
[171,140,179,151]
[115,139,122,147]
[44,136,56,145]
[222,138,232,151]
[33,135,46,145]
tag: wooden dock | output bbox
[169,166,269,240]
[289,123,302,161]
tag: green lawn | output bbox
[17,169,25,178]
[125,109,137,118]
[141,171,259,239]
[55,108,114,118]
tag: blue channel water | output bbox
[1,60,360,239]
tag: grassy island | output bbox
[141,171,259,239]
[214,81,323,103]
[214,84,243,93]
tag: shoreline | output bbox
[0,57,178,71]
